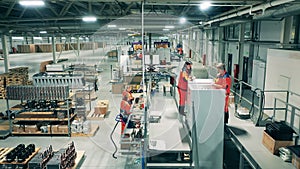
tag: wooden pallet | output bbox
[87,111,108,120]
[72,151,85,169]
[71,124,99,137]
[0,148,41,166]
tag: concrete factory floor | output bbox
[0,46,242,169]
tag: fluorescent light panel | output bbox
[165,25,174,29]
[82,16,97,22]
[180,17,186,24]
[163,28,169,31]
[40,31,47,34]
[108,25,117,28]
[19,0,45,6]
[200,1,211,10]
[119,28,126,30]
[12,37,24,40]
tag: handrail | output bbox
[273,97,300,135]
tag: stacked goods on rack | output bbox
[28,145,54,169]
[0,67,29,99]
[80,42,98,50]
[29,142,78,169]
[97,42,106,48]
[56,43,70,52]
[35,44,52,53]
[17,44,35,53]
[0,144,40,169]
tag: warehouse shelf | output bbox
[5,85,74,137]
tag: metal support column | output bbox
[31,36,34,44]
[77,36,80,62]
[218,27,225,63]
[238,23,245,81]
[9,35,13,53]
[25,36,28,44]
[211,29,215,62]
[92,35,95,55]
[51,35,57,63]
[280,16,293,48]
[149,33,152,50]
[1,35,10,73]
[294,15,300,44]
[205,31,209,65]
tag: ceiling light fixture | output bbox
[19,0,45,6]
[82,16,97,22]
[165,26,174,29]
[40,31,47,34]
[119,28,126,30]
[108,25,117,28]
[163,28,170,31]
[200,1,211,10]
[180,17,186,24]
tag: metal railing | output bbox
[231,77,300,128]
[273,97,300,135]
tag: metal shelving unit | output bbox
[5,85,74,137]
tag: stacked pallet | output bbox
[40,60,53,72]
[0,67,29,99]
[107,50,118,57]
[98,42,106,48]
[35,44,52,53]
[81,42,98,50]
[17,44,35,53]
[56,43,70,52]
[0,76,5,99]
[9,67,29,83]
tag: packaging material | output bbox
[112,83,124,94]
[288,145,300,169]
[82,120,91,134]
[58,125,68,133]
[24,125,38,133]
[13,124,24,133]
[265,121,294,141]
[262,131,293,155]
[94,100,109,115]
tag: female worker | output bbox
[177,61,193,116]
[214,63,231,124]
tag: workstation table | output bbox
[226,112,295,169]
[146,98,192,168]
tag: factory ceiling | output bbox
[0,0,299,37]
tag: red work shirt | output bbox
[215,71,231,95]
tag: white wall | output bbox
[259,21,282,41]
[264,49,300,130]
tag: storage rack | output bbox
[32,73,85,89]
[5,85,74,137]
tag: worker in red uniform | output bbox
[122,85,134,105]
[177,61,193,116]
[214,63,231,124]
[120,94,132,134]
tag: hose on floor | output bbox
[110,114,122,159]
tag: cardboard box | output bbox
[112,83,124,94]
[95,100,109,115]
[58,125,68,133]
[292,154,300,169]
[262,131,293,155]
[13,125,24,133]
[51,125,59,133]
[24,125,38,133]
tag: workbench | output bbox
[146,98,192,168]
[227,113,295,169]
